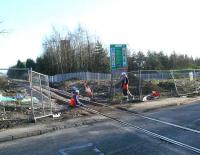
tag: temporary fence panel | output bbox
[170,69,200,96]
[49,72,111,83]
[139,70,175,101]
[31,70,52,120]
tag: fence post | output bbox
[39,74,45,115]
[194,69,198,93]
[110,71,114,100]
[170,70,179,96]
[47,75,52,114]
[29,68,35,121]
[139,70,142,101]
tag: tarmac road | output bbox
[145,102,200,130]
[0,102,200,155]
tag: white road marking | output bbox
[59,143,104,155]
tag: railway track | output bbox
[50,87,200,133]
[50,87,200,154]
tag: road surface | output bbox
[0,102,200,155]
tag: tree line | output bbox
[8,25,200,76]
[128,51,200,71]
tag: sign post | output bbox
[110,44,128,72]
[110,44,128,98]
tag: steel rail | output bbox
[49,87,200,135]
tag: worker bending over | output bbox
[84,81,93,98]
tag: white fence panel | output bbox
[49,72,111,83]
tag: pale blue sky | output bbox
[1,0,200,68]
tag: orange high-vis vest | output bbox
[69,97,76,107]
[123,84,128,90]
[152,91,160,97]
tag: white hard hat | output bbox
[75,89,79,94]
[121,72,126,76]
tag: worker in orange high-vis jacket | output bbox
[121,72,134,101]
[69,89,83,107]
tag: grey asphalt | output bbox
[0,102,200,155]
[146,102,200,130]
[0,121,196,155]
[123,102,200,150]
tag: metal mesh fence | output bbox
[49,72,111,83]
[171,69,200,96]
[139,70,175,100]
[126,69,200,101]
[111,69,200,101]
[31,70,52,120]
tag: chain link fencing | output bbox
[138,70,176,100]
[49,72,111,83]
[170,69,200,96]
[0,68,53,122]
[31,70,52,120]
[125,69,200,101]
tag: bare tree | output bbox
[38,25,109,74]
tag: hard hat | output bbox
[75,89,80,94]
[72,86,78,91]
[121,72,126,76]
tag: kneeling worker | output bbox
[69,89,83,107]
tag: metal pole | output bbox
[30,68,35,120]
[28,68,30,83]
[39,74,45,115]
[194,69,198,93]
[110,71,114,100]
[139,70,142,101]
[170,70,179,96]
[47,75,52,114]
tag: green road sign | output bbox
[110,44,128,71]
